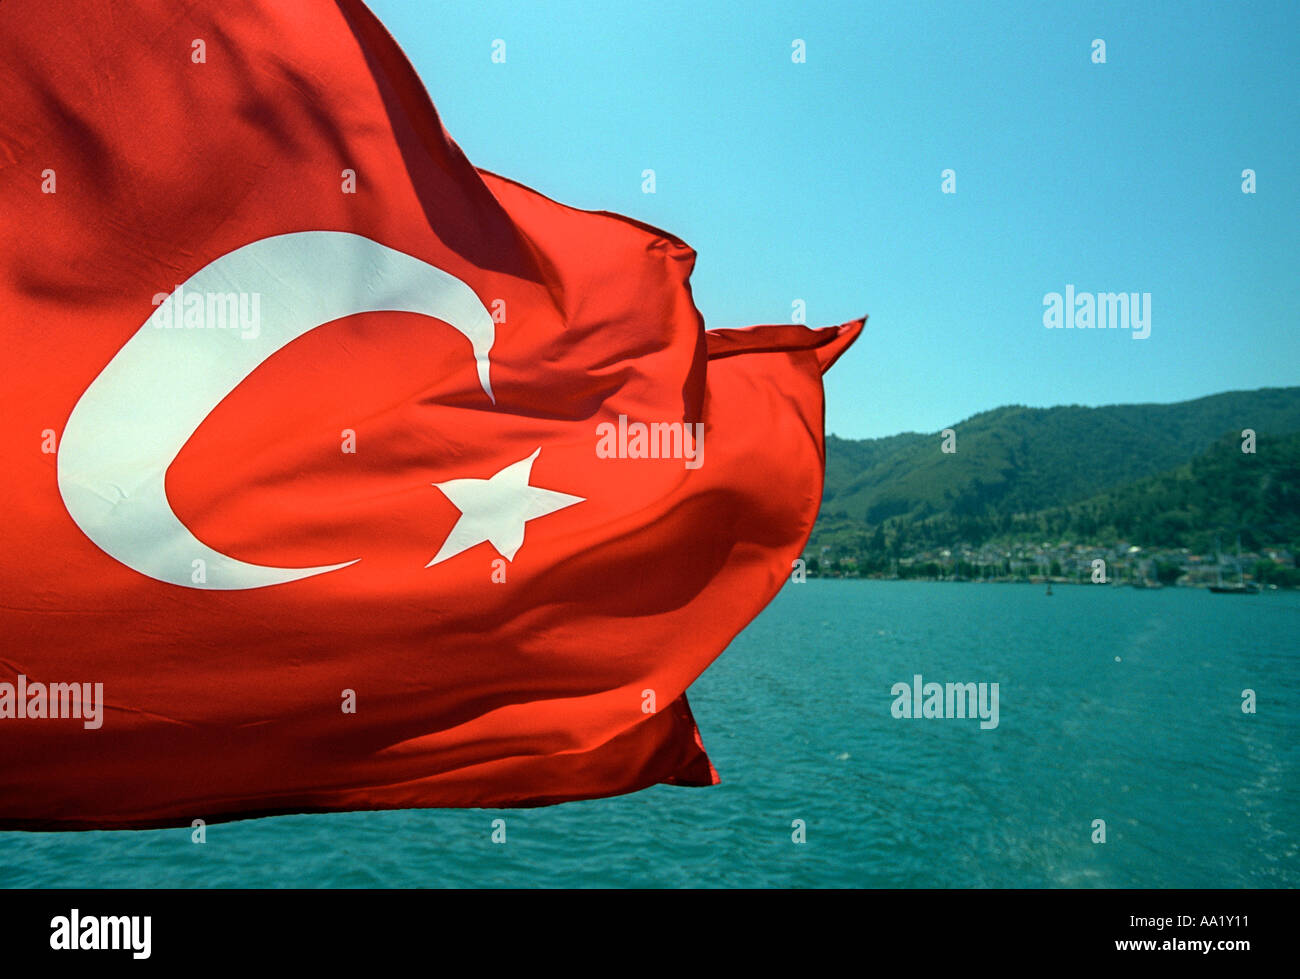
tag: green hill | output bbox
[814,386,1300,559]
[1036,430,1300,553]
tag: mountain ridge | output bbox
[813,385,1300,561]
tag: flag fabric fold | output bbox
[0,0,861,829]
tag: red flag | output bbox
[0,0,861,829]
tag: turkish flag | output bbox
[0,0,861,828]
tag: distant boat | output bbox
[1209,581,1259,594]
[1210,536,1259,594]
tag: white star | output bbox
[426,448,584,567]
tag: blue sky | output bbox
[369,0,1299,440]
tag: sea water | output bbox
[2,581,1295,888]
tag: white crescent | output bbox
[57,231,496,590]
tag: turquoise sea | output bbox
[2,580,1296,888]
